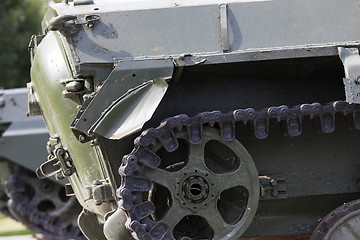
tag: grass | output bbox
[0,213,34,236]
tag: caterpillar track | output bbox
[118,100,360,240]
[10,166,85,240]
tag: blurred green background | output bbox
[0,0,46,234]
[0,0,48,89]
[0,213,34,236]
[0,0,60,236]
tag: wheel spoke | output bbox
[197,204,233,239]
[186,140,208,171]
[212,166,253,195]
[162,202,190,232]
[143,167,177,190]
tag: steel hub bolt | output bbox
[182,176,209,203]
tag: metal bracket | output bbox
[219,4,230,53]
[47,14,100,35]
[74,15,100,29]
[338,47,360,104]
[84,179,114,205]
[65,183,75,196]
[260,175,287,199]
[27,82,41,116]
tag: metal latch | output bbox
[260,175,287,199]
[37,147,76,180]
[37,135,76,180]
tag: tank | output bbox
[28,0,360,239]
[0,88,84,239]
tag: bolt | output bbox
[90,138,99,147]
[56,172,65,180]
[270,179,277,186]
[64,169,72,176]
[78,135,85,142]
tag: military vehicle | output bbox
[28,0,360,239]
[0,88,84,239]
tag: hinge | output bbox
[60,77,94,98]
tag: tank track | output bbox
[118,100,360,240]
[10,166,86,240]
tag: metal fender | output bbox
[72,59,173,141]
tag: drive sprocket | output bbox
[119,127,259,239]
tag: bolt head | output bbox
[78,135,85,142]
[65,169,72,175]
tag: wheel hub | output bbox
[174,170,215,211]
[182,175,209,203]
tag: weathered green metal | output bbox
[29,29,118,236]
[28,0,360,239]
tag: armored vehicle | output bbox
[28,0,360,239]
[0,88,84,239]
